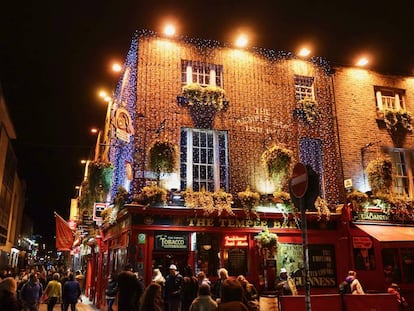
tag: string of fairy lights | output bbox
[107,29,342,207]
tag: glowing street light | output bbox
[298,47,311,57]
[235,34,248,48]
[356,57,369,67]
[164,24,176,37]
[111,63,122,72]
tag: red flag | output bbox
[55,212,74,251]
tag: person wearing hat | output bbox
[387,283,408,309]
[275,268,297,296]
[165,264,184,311]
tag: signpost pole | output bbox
[290,163,312,311]
[301,198,312,311]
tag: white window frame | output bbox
[180,128,229,192]
[388,148,414,197]
[375,86,405,111]
[181,60,223,87]
[294,75,315,101]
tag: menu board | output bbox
[226,248,247,276]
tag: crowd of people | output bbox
[106,265,259,311]
[0,265,84,311]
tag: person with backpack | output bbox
[20,273,43,311]
[340,270,364,295]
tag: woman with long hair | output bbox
[139,282,164,311]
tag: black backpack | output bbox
[339,281,351,294]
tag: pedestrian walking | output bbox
[20,273,43,311]
[105,273,118,311]
[117,264,143,311]
[212,268,228,303]
[189,284,217,311]
[0,277,20,311]
[164,264,184,311]
[139,282,164,311]
[62,273,81,311]
[181,265,199,311]
[217,279,249,311]
[43,273,62,311]
[152,268,166,286]
[346,270,365,295]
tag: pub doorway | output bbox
[152,252,190,277]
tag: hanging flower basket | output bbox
[366,158,392,195]
[383,108,412,132]
[293,97,319,124]
[140,185,167,205]
[262,145,293,189]
[148,140,178,183]
[178,83,229,128]
[254,227,278,256]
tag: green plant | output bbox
[184,188,234,216]
[384,108,413,132]
[262,145,293,190]
[346,190,369,212]
[238,187,260,212]
[254,227,278,250]
[366,158,393,195]
[148,140,178,184]
[114,186,128,209]
[297,97,318,123]
[182,83,226,111]
[314,196,331,220]
[88,161,113,196]
[141,185,167,205]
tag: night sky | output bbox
[1,1,413,240]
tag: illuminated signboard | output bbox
[224,235,248,247]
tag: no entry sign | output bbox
[290,163,308,198]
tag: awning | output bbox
[355,224,414,242]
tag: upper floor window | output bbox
[375,87,406,110]
[388,148,414,197]
[180,128,229,192]
[181,60,223,87]
[294,75,315,101]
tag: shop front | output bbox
[98,205,347,305]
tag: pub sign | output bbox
[154,232,189,251]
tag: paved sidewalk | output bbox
[39,295,100,311]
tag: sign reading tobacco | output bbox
[154,232,189,251]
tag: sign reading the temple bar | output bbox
[154,232,189,251]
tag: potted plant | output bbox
[346,190,369,212]
[140,185,167,206]
[184,188,234,216]
[366,158,393,195]
[262,145,293,190]
[181,83,227,111]
[238,186,260,217]
[148,140,178,184]
[294,97,319,124]
[178,83,228,128]
[383,108,413,132]
[254,226,278,252]
[314,196,331,221]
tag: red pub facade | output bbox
[80,30,414,310]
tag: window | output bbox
[294,75,315,100]
[181,60,223,87]
[180,128,229,192]
[374,86,405,110]
[388,149,414,197]
[382,247,414,284]
[299,138,324,196]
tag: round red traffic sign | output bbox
[290,163,308,198]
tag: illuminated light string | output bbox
[107,29,341,207]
